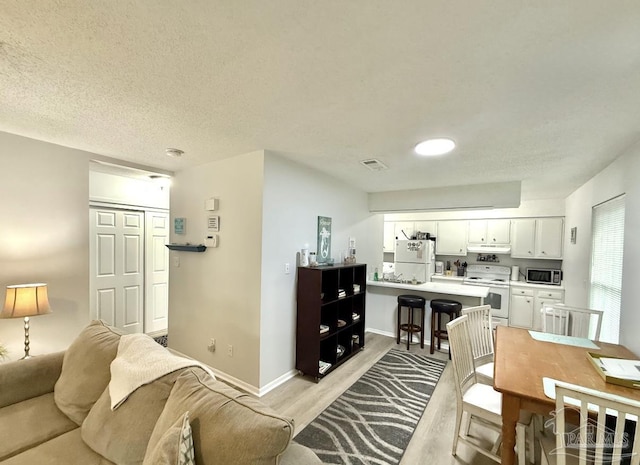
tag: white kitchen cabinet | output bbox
[393,221,415,241]
[468,219,511,244]
[436,220,467,256]
[535,218,564,259]
[387,221,437,249]
[414,221,437,237]
[383,222,396,252]
[509,287,534,328]
[510,285,564,330]
[511,218,564,259]
[533,288,564,330]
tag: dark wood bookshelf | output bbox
[296,263,367,381]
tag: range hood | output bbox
[466,244,512,254]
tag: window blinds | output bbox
[589,194,625,343]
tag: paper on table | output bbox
[599,357,640,380]
[528,330,600,349]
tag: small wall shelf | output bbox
[165,244,207,252]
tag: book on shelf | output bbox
[320,324,329,334]
[353,284,361,293]
[352,312,360,321]
[319,360,332,375]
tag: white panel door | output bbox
[144,211,169,334]
[90,208,144,334]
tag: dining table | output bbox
[493,325,640,465]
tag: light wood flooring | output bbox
[261,332,517,465]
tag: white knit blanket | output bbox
[109,333,215,410]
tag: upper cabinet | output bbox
[468,219,511,244]
[384,221,437,252]
[511,218,564,259]
[383,222,396,252]
[436,220,467,256]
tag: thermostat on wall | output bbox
[205,198,219,211]
[207,215,220,231]
[205,235,218,248]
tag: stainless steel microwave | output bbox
[526,268,562,285]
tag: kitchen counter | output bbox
[365,279,489,346]
[367,279,489,298]
[430,275,465,283]
[510,281,565,290]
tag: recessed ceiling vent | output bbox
[360,159,388,171]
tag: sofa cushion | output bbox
[146,368,294,465]
[54,320,123,425]
[0,392,78,461]
[0,429,115,465]
[142,412,195,465]
[81,370,184,465]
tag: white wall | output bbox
[168,151,265,387]
[168,150,381,392]
[564,143,640,352]
[0,132,92,360]
[259,153,381,389]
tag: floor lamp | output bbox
[1,283,52,359]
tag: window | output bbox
[589,194,625,343]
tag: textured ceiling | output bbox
[1,1,640,201]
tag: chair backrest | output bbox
[542,304,570,336]
[460,304,494,367]
[542,304,603,341]
[446,315,477,399]
[551,381,640,465]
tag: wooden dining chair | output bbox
[539,380,640,465]
[447,315,534,464]
[541,304,604,341]
[461,304,494,385]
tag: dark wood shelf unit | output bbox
[296,263,367,381]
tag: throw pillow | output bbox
[54,320,123,425]
[146,368,294,465]
[142,412,195,465]
[81,370,184,465]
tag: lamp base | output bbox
[22,316,32,359]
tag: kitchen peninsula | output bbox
[366,279,490,343]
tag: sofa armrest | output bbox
[0,351,65,408]
[279,442,323,465]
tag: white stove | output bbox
[463,265,511,324]
[464,265,511,287]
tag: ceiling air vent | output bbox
[360,159,388,171]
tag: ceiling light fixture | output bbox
[165,148,184,158]
[414,138,456,156]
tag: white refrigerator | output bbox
[394,239,436,283]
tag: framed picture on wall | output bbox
[317,216,332,264]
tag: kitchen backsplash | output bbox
[435,254,562,280]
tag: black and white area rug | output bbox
[153,334,168,347]
[294,348,447,465]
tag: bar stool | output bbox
[396,295,426,350]
[430,298,462,357]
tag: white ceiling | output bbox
[2,1,640,201]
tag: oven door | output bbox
[484,286,510,320]
[463,281,510,321]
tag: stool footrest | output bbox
[399,323,422,333]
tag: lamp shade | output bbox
[1,283,52,319]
